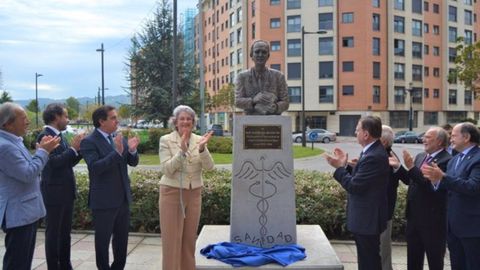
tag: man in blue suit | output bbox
[423,122,480,270]
[80,105,139,270]
[38,103,85,270]
[0,102,60,270]
[326,115,389,270]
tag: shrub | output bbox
[68,169,408,239]
[207,136,232,154]
[23,128,43,150]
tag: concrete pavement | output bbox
[0,230,451,269]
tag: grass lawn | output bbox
[138,145,323,165]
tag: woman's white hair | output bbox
[168,105,197,130]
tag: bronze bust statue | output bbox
[235,40,289,115]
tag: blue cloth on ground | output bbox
[200,242,306,267]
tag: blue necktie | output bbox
[455,153,464,170]
[108,135,116,150]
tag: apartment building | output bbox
[197,0,480,134]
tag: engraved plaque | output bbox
[243,125,282,149]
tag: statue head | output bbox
[250,40,270,67]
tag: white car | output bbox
[292,128,337,143]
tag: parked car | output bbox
[210,124,224,136]
[292,128,336,143]
[394,131,421,143]
[417,132,425,143]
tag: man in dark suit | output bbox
[0,102,60,270]
[423,122,480,270]
[38,103,84,270]
[392,127,451,270]
[326,115,389,270]
[80,105,139,270]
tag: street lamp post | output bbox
[35,72,43,128]
[96,43,105,105]
[301,26,327,147]
[406,82,414,131]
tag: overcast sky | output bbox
[0,0,198,101]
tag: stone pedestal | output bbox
[230,115,296,248]
[195,225,344,269]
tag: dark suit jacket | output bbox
[37,127,82,205]
[80,129,139,210]
[333,140,389,235]
[395,149,450,234]
[440,146,480,237]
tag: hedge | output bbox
[68,169,408,240]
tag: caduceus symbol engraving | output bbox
[234,156,292,239]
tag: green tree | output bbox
[26,99,39,113]
[65,96,80,120]
[0,91,13,104]
[127,0,199,127]
[211,83,235,113]
[450,38,480,94]
[118,104,132,119]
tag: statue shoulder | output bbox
[268,68,285,78]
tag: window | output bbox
[342,85,354,96]
[229,13,235,27]
[424,1,429,11]
[270,64,281,71]
[319,61,334,78]
[424,23,429,33]
[449,6,457,22]
[270,18,281,28]
[449,47,457,62]
[465,10,473,25]
[433,67,440,77]
[288,87,301,103]
[433,46,440,56]
[412,65,423,81]
[373,62,381,79]
[465,30,473,45]
[433,25,440,35]
[424,88,429,98]
[230,52,235,66]
[424,44,429,55]
[449,89,457,104]
[424,112,438,125]
[342,37,354,47]
[319,37,333,55]
[252,23,256,39]
[373,86,381,103]
[394,0,404,10]
[449,27,457,43]
[287,63,301,79]
[287,39,301,56]
[237,7,242,23]
[394,63,405,80]
[412,20,422,36]
[319,86,334,103]
[433,3,439,13]
[424,66,429,76]
[449,68,457,84]
[342,12,354,23]
[412,88,422,103]
[318,0,333,6]
[237,48,243,64]
[412,0,422,13]
[229,32,235,47]
[251,1,256,16]
[394,16,405,33]
[412,42,422,58]
[372,38,380,55]
[465,90,473,105]
[319,13,333,30]
[270,0,280,5]
[372,14,380,31]
[433,88,439,98]
[372,0,380,7]
[447,111,467,123]
[287,15,301,32]
[394,39,405,56]
[395,87,406,103]
[343,61,354,72]
[464,0,472,5]
[236,28,242,44]
[287,0,301,9]
[271,41,281,52]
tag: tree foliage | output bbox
[126,0,199,127]
[212,83,235,112]
[66,96,80,120]
[118,104,132,119]
[26,100,39,113]
[450,38,480,94]
[0,91,13,104]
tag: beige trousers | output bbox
[159,185,202,270]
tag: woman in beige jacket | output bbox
[159,105,214,270]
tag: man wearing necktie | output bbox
[80,105,140,270]
[326,116,389,270]
[391,127,451,270]
[37,103,85,270]
[422,122,480,270]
